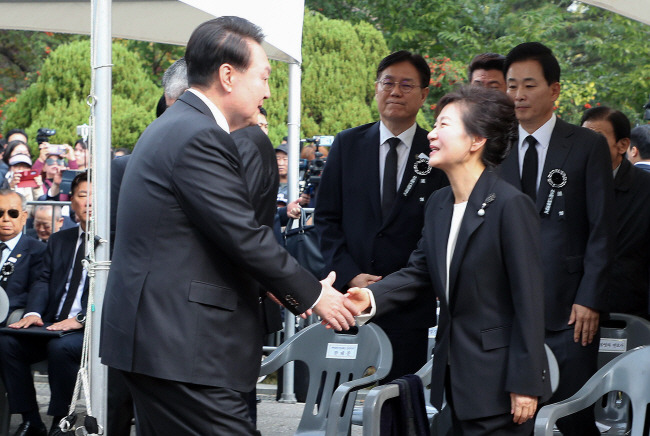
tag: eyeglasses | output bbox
[45,158,65,165]
[0,209,21,219]
[377,79,422,94]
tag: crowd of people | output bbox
[0,14,649,436]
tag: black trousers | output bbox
[0,331,83,417]
[378,326,429,384]
[121,370,261,436]
[107,367,134,436]
[545,328,600,436]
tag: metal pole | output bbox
[278,61,302,404]
[90,0,111,429]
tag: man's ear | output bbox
[218,64,235,93]
[616,138,630,157]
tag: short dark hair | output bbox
[580,106,631,142]
[435,86,517,168]
[2,140,30,166]
[185,16,264,88]
[5,128,28,143]
[468,53,505,81]
[71,171,88,197]
[504,42,560,85]
[75,138,88,150]
[376,50,431,89]
[631,125,650,159]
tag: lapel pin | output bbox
[477,193,496,217]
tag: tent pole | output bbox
[279,61,302,403]
[90,0,110,430]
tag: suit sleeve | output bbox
[315,134,363,289]
[575,134,615,311]
[501,194,549,399]
[171,127,321,315]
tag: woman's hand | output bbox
[345,287,371,314]
[510,392,538,424]
[9,172,21,189]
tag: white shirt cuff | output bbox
[23,312,41,319]
[355,288,376,326]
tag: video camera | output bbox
[299,135,333,196]
[36,128,56,145]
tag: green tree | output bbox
[264,10,390,144]
[3,40,160,151]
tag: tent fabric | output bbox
[579,0,650,26]
[0,0,304,63]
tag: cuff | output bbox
[355,288,376,326]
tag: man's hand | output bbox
[348,273,382,288]
[510,393,538,424]
[47,318,83,332]
[9,315,43,329]
[568,304,599,346]
[286,199,301,219]
[345,287,371,314]
[313,271,359,331]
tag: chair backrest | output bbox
[536,346,650,436]
[260,323,393,436]
[0,286,8,325]
[598,313,650,368]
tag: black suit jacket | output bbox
[608,158,650,317]
[231,125,283,334]
[369,170,551,420]
[315,122,448,328]
[25,227,88,322]
[100,91,321,392]
[2,235,46,316]
[499,118,615,330]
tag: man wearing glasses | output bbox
[316,50,448,382]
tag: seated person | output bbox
[0,172,92,436]
[27,205,64,243]
[0,190,46,320]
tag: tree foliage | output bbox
[308,0,650,125]
[264,10,389,144]
[3,40,160,151]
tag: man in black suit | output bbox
[499,42,614,436]
[0,172,92,436]
[100,17,357,436]
[628,125,650,173]
[315,50,448,382]
[581,107,650,319]
[0,191,46,319]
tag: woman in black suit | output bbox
[348,86,551,435]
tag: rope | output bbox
[62,1,109,433]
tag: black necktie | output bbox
[58,233,85,321]
[521,136,538,201]
[0,243,7,254]
[382,137,400,219]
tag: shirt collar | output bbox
[379,121,417,148]
[518,113,556,151]
[3,232,22,253]
[187,88,230,133]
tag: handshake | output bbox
[304,271,373,331]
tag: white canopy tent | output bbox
[0,0,306,430]
[579,0,650,26]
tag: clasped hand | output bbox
[308,271,361,331]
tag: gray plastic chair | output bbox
[259,322,393,436]
[535,345,650,436]
[595,313,650,434]
[362,344,559,436]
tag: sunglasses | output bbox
[46,158,65,165]
[0,209,21,219]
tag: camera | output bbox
[36,128,56,145]
[299,136,331,197]
[77,124,89,142]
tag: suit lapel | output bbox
[432,189,453,297]
[365,123,383,225]
[500,145,521,189]
[381,126,428,229]
[448,170,496,307]
[536,120,572,212]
